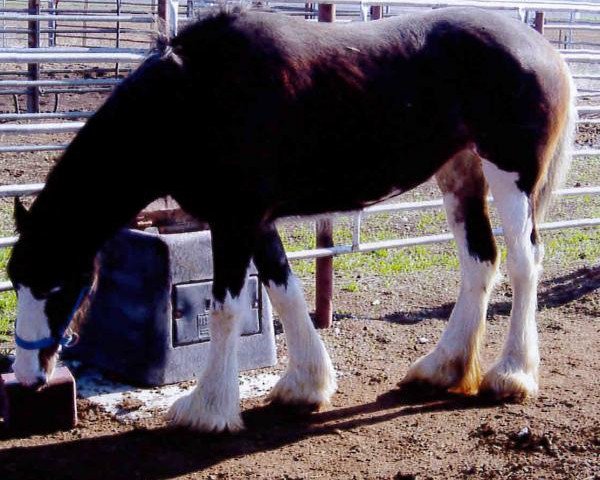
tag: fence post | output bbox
[533,11,544,34]
[315,218,334,329]
[27,0,40,113]
[115,0,122,77]
[370,5,383,20]
[47,0,56,47]
[305,3,314,20]
[314,3,335,329]
[318,3,335,23]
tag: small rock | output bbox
[371,299,381,306]
[417,337,429,344]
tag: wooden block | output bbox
[0,366,77,432]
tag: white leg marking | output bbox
[12,286,56,387]
[167,291,245,432]
[482,160,540,399]
[267,275,336,407]
[403,193,497,394]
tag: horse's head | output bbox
[8,199,91,389]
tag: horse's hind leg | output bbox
[401,149,499,395]
[253,223,336,408]
[167,221,254,432]
[480,160,542,400]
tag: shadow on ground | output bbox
[383,266,599,325]
[0,389,497,480]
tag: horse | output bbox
[8,6,575,433]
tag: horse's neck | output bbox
[30,140,161,263]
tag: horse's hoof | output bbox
[267,397,322,414]
[480,364,538,402]
[166,392,244,433]
[266,366,336,411]
[401,349,481,395]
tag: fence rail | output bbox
[0,185,597,293]
[269,0,600,13]
[0,50,146,62]
[286,217,600,261]
[0,13,155,23]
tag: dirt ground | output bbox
[0,259,598,480]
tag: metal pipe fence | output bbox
[0,0,599,324]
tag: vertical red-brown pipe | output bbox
[318,3,335,23]
[314,4,336,329]
[533,11,545,34]
[315,219,334,329]
[370,5,383,21]
[158,0,169,38]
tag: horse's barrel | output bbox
[0,366,77,432]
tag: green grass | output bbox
[0,201,16,342]
[0,199,15,238]
[0,291,16,342]
[0,248,14,341]
[545,228,600,263]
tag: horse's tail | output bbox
[536,66,578,222]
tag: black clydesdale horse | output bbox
[9,7,575,432]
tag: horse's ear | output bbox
[14,197,30,233]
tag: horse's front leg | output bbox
[167,222,253,432]
[254,224,337,409]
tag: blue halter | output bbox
[15,287,89,350]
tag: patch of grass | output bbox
[415,210,447,235]
[334,245,459,277]
[0,291,16,342]
[0,248,10,282]
[0,199,14,238]
[278,222,315,252]
[545,228,600,264]
[342,280,360,293]
[289,242,461,281]
[0,248,14,341]
[278,213,459,280]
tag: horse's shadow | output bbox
[383,266,599,325]
[0,388,497,480]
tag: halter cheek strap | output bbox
[15,287,89,351]
[15,334,76,350]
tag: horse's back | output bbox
[171,7,572,217]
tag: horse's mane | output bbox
[153,3,254,53]
[69,260,100,338]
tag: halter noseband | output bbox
[15,287,89,350]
